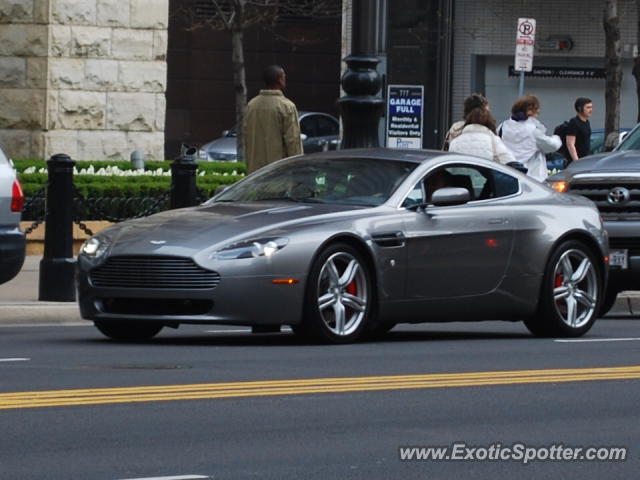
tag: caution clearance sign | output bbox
[386,85,424,149]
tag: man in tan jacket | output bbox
[244,65,303,173]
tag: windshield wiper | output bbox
[257,195,325,204]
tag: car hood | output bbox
[101,202,370,256]
[553,150,640,179]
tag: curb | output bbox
[0,303,84,326]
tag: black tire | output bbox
[524,240,602,338]
[599,288,619,317]
[366,321,397,338]
[296,243,374,344]
[94,320,163,341]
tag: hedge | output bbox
[18,159,246,221]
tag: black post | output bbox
[338,55,384,149]
[170,147,199,209]
[39,153,76,301]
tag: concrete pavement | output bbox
[0,256,638,325]
[0,256,83,325]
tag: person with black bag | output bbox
[563,97,593,164]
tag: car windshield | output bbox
[212,156,418,206]
[615,125,640,152]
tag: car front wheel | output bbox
[297,243,373,344]
[94,320,163,341]
[525,240,601,337]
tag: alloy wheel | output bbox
[552,248,598,328]
[316,251,368,337]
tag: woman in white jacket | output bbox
[448,107,516,164]
[499,95,562,182]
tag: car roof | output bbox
[297,147,448,164]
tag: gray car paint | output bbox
[78,149,607,330]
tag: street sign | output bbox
[514,17,536,72]
[386,85,424,149]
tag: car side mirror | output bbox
[431,187,470,206]
[222,130,230,137]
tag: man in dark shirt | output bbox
[565,97,592,163]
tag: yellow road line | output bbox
[1,366,639,410]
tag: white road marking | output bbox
[0,358,30,362]
[555,337,640,343]
[118,476,210,480]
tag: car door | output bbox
[403,164,517,299]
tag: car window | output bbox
[214,157,419,206]
[616,125,640,151]
[300,116,319,138]
[316,116,339,136]
[402,164,519,207]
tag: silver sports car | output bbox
[77,149,608,343]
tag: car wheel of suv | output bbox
[525,240,601,337]
[297,243,373,344]
[94,320,163,341]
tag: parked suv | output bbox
[546,123,640,314]
[0,146,25,284]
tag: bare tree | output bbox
[604,0,622,150]
[633,0,640,122]
[179,0,341,161]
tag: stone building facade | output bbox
[0,0,168,160]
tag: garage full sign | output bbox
[386,85,424,149]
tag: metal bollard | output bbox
[39,153,77,301]
[130,150,145,170]
[338,55,384,149]
[170,147,199,209]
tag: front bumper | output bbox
[77,256,307,327]
[604,220,640,291]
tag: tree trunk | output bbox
[231,1,247,162]
[634,0,640,122]
[604,0,622,150]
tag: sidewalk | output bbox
[0,256,638,325]
[0,256,83,325]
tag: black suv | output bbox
[546,124,640,314]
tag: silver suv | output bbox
[546,123,640,314]
[0,146,25,284]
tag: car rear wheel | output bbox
[297,243,373,344]
[524,240,601,337]
[94,320,163,341]
[599,288,619,317]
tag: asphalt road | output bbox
[1,318,639,479]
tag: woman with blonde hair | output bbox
[448,107,515,164]
[499,95,561,181]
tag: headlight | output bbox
[547,180,569,193]
[80,236,109,258]
[212,237,288,260]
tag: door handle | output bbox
[488,218,508,225]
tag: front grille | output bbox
[569,182,640,220]
[90,256,220,290]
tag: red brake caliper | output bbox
[554,273,564,289]
[346,280,357,295]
